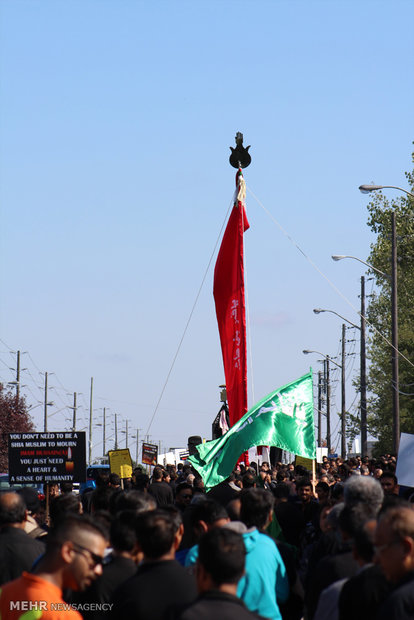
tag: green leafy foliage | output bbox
[365,150,414,454]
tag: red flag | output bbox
[214,170,249,439]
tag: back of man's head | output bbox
[242,472,256,488]
[112,489,156,515]
[109,473,121,486]
[17,487,40,515]
[110,510,138,553]
[273,483,290,500]
[198,527,245,588]
[379,505,414,541]
[135,509,176,559]
[344,475,383,515]
[0,491,26,526]
[353,519,376,564]
[134,473,150,491]
[338,504,376,540]
[240,488,274,530]
[152,467,164,482]
[190,498,228,529]
[50,493,82,527]
[47,513,108,552]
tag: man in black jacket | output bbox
[148,467,174,506]
[111,509,197,619]
[176,527,265,619]
[0,491,45,585]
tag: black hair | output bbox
[109,473,121,486]
[240,488,274,530]
[338,504,375,538]
[112,489,156,515]
[0,492,26,525]
[133,473,150,491]
[135,509,176,559]
[152,467,164,481]
[60,482,74,494]
[91,486,115,512]
[295,477,312,490]
[198,527,245,585]
[110,510,138,552]
[159,505,183,532]
[49,493,81,526]
[242,472,256,488]
[272,483,290,500]
[353,522,376,563]
[316,481,330,494]
[190,498,228,528]
[380,472,398,485]
[331,482,345,501]
[175,482,193,496]
[17,487,40,513]
[48,513,108,550]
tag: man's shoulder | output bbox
[0,526,45,547]
[177,591,266,620]
[377,574,414,620]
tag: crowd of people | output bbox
[0,454,413,619]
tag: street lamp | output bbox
[359,185,414,199]
[331,255,389,279]
[303,349,342,455]
[334,225,401,452]
[313,308,360,331]
[359,183,413,453]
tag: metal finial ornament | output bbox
[229,132,251,169]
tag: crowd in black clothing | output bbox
[1,454,414,620]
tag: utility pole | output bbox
[360,276,367,457]
[114,414,118,450]
[136,428,140,464]
[391,211,400,454]
[125,420,128,449]
[44,372,48,432]
[88,377,93,465]
[317,371,322,446]
[72,392,77,431]
[341,324,346,459]
[326,358,331,454]
[103,408,106,457]
[16,350,20,400]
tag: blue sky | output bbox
[1,0,413,461]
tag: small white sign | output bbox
[316,447,328,463]
[396,433,414,487]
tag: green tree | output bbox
[365,151,414,454]
[0,383,34,471]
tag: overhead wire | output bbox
[247,184,414,371]
[144,192,235,438]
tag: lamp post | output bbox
[303,350,342,455]
[359,185,414,199]
[359,183,414,452]
[313,305,367,456]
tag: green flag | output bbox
[189,371,315,490]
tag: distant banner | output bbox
[142,442,158,466]
[8,432,86,484]
[108,449,133,478]
[295,455,313,471]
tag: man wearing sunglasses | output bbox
[0,514,108,619]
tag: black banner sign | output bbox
[8,432,87,484]
[142,442,158,466]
